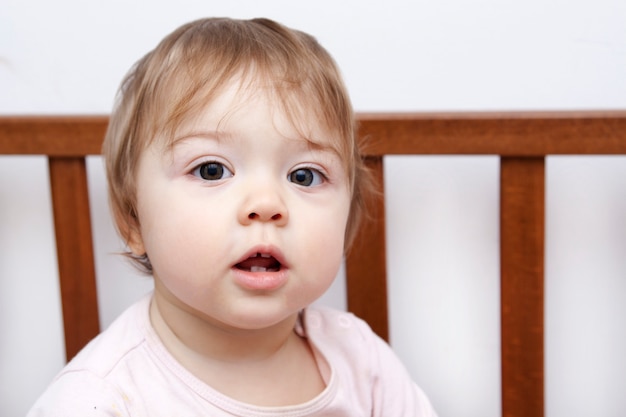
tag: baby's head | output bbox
[103,17,371,273]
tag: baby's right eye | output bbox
[192,162,233,181]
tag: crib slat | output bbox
[500,157,545,417]
[345,156,389,341]
[48,157,100,360]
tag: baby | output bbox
[28,17,437,416]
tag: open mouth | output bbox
[235,253,282,272]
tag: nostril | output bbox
[247,212,282,221]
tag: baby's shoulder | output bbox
[64,296,150,377]
[301,306,413,398]
[27,297,153,416]
[27,368,128,416]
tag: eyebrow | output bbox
[166,130,232,151]
[168,129,337,155]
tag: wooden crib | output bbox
[1,111,625,417]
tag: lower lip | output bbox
[231,268,288,291]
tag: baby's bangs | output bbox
[145,20,299,144]
[144,37,252,145]
[135,17,353,168]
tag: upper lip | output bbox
[234,244,288,269]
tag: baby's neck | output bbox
[149,290,297,362]
[149,293,326,405]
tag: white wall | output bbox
[2,1,625,416]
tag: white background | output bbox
[1,1,626,416]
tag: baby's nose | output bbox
[238,185,289,226]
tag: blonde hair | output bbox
[103,17,373,273]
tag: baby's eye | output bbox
[192,162,233,181]
[288,168,324,187]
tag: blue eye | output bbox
[192,162,233,181]
[288,168,324,187]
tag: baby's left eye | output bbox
[288,168,324,187]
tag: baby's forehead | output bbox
[160,81,344,154]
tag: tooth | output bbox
[250,266,267,272]
[260,253,271,258]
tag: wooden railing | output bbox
[2,111,626,417]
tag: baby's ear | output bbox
[125,217,146,256]
[127,231,145,256]
[126,224,146,256]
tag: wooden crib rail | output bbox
[2,111,626,417]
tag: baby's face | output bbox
[129,79,351,331]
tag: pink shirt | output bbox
[28,294,437,416]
